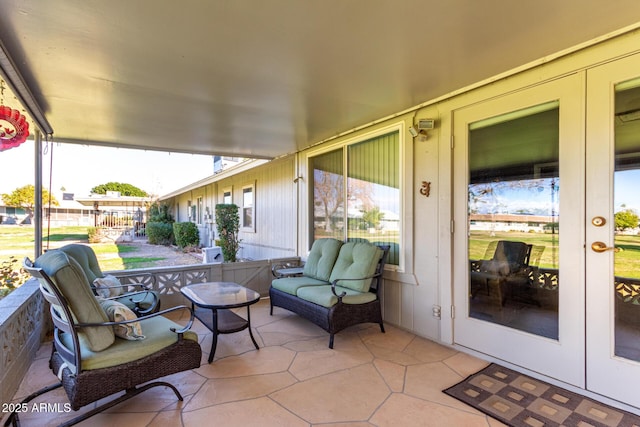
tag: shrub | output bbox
[148,202,174,223]
[173,222,200,249]
[0,256,29,298]
[215,204,241,262]
[87,226,101,243]
[146,222,174,245]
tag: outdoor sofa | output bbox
[269,238,389,348]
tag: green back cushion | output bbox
[35,250,115,351]
[329,242,383,293]
[58,243,103,283]
[303,238,343,281]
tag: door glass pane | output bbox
[614,81,640,361]
[468,102,560,339]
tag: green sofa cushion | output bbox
[271,276,329,295]
[296,285,377,308]
[58,315,198,371]
[329,242,383,293]
[302,238,343,281]
[35,250,115,352]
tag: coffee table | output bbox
[181,282,261,363]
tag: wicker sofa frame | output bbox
[270,243,389,348]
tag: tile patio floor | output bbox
[7,299,505,426]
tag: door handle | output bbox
[591,241,620,253]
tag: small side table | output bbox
[181,282,261,363]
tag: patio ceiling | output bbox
[1,1,640,159]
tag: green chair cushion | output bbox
[296,285,377,308]
[58,316,198,371]
[271,276,329,295]
[302,238,343,281]
[329,242,383,293]
[58,243,103,284]
[35,250,115,352]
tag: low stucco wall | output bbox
[0,279,49,407]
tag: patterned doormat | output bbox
[443,363,640,426]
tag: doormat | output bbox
[443,363,640,426]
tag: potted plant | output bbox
[215,204,241,262]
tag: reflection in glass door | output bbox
[613,81,640,362]
[454,73,585,387]
[586,53,640,409]
[468,102,560,339]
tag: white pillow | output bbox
[98,298,145,340]
[93,274,123,298]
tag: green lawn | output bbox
[0,225,166,295]
[470,231,640,279]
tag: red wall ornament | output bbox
[0,105,30,152]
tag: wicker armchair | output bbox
[57,243,160,316]
[6,251,202,427]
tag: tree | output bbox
[314,170,344,232]
[1,184,59,223]
[90,182,149,197]
[362,206,384,230]
[615,209,639,231]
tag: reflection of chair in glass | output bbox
[470,240,533,306]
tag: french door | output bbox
[453,73,586,387]
[585,53,640,408]
[453,54,640,409]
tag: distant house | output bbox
[469,213,556,233]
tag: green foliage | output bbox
[362,206,384,229]
[173,222,200,249]
[1,256,29,296]
[215,204,241,262]
[148,202,174,223]
[615,209,639,231]
[2,184,59,209]
[87,227,101,243]
[90,182,149,197]
[146,222,174,245]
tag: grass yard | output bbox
[470,230,640,279]
[0,225,167,297]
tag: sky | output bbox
[0,140,215,198]
[469,173,640,216]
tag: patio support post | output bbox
[34,129,42,258]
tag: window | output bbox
[197,197,203,224]
[223,187,232,204]
[310,130,400,265]
[241,183,255,231]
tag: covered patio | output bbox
[3,1,640,425]
[14,299,492,426]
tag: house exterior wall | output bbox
[162,28,640,346]
[165,157,298,261]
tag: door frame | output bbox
[452,73,586,387]
[585,53,640,409]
